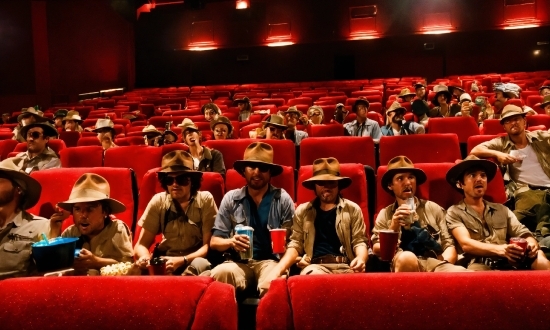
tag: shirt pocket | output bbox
[230,205,247,228]
[463,217,482,241]
[491,217,508,243]
[0,240,32,273]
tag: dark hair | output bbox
[159,173,203,196]
[201,103,221,115]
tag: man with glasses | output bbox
[134,150,218,275]
[344,98,382,142]
[471,104,550,255]
[210,142,295,297]
[262,114,287,140]
[268,158,368,282]
[10,122,60,173]
[283,106,308,146]
[446,155,550,270]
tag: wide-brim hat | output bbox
[262,114,287,129]
[62,110,82,123]
[17,107,48,123]
[386,101,406,115]
[142,124,162,137]
[302,157,352,190]
[54,109,68,119]
[539,95,550,109]
[494,83,520,99]
[157,150,202,175]
[284,106,302,116]
[0,158,41,209]
[446,155,497,192]
[308,106,324,117]
[432,85,452,107]
[210,116,233,134]
[499,104,526,124]
[448,81,465,94]
[459,93,473,104]
[411,99,430,116]
[539,85,550,93]
[163,130,178,141]
[92,118,115,134]
[398,88,416,98]
[177,118,200,133]
[414,83,426,90]
[233,142,283,177]
[352,98,370,112]
[20,122,59,139]
[57,173,126,214]
[381,156,427,194]
[234,96,250,104]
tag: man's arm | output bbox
[451,227,523,262]
[210,194,249,253]
[470,139,518,164]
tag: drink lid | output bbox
[235,224,254,232]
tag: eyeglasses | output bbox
[26,131,43,139]
[246,164,271,173]
[161,174,191,186]
[503,116,523,125]
[309,112,321,117]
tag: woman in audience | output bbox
[93,118,117,150]
[50,173,133,275]
[63,110,84,133]
[307,106,324,125]
[179,118,225,176]
[201,103,221,122]
[454,93,473,117]
[429,85,453,117]
[235,97,252,122]
[210,116,233,140]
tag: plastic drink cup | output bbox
[270,228,286,254]
[379,230,399,262]
[235,225,254,260]
[510,237,528,261]
[406,198,416,224]
[148,258,167,275]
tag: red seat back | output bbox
[481,119,505,135]
[466,135,499,155]
[77,136,102,147]
[526,115,550,129]
[59,131,81,148]
[307,124,344,137]
[104,146,163,188]
[0,140,18,160]
[225,167,295,201]
[300,136,375,168]
[427,117,480,143]
[60,146,104,167]
[379,134,461,165]
[29,167,137,232]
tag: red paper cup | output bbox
[379,230,399,262]
[148,258,167,275]
[270,228,287,254]
[510,237,528,253]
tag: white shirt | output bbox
[511,144,550,187]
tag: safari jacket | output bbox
[287,197,368,262]
[196,146,226,177]
[12,147,61,172]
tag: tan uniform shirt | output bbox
[446,199,532,255]
[62,219,134,266]
[287,197,368,262]
[478,130,550,196]
[371,198,454,254]
[138,191,217,256]
[11,147,61,173]
[0,211,50,279]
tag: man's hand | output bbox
[349,257,366,273]
[136,256,150,270]
[497,244,525,263]
[390,204,412,231]
[73,248,98,271]
[526,238,539,258]
[49,206,70,237]
[161,256,186,275]
[296,256,310,269]
[231,234,250,252]
[496,152,520,165]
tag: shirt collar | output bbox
[503,131,539,148]
[456,199,497,216]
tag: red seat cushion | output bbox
[379,133,461,165]
[104,146,163,188]
[428,117,480,143]
[59,146,104,167]
[300,136,375,168]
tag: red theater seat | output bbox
[481,119,505,135]
[104,146,163,188]
[300,136,375,168]
[307,123,344,137]
[428,117,480,143]
[203,138,296,168]
[77,136,102,147]
[379,134,461,165]
[466,134,499,154]
[287,97,313,107]
[59,146,104,167]
[297,163,369,230]
[376,162,506,214]
[225,167,295,201]
[29,167,137,232]
[0,132,14,140]
[526,115,550,129]
[0,139,18,160]
[59,131,80,148]
[160,143,189,155]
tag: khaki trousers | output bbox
[300,263,353,275]
[392,251,471,272]
[210,259,278,297]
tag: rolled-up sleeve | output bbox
[446,205,466,232]
[201,192,218,237]
[433,205,454,251]
[371,208,390,245]
[350,205,368,250]
[287,204,305,255]
[507,208,533,238]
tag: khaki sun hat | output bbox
[210,116,233,135]
[386,101,407,115]
[92,118,116,136]
[381,156,427,194]
[17,107,48,123]
[233,142,283,177]
[459,93,473,104]
[398,88,416,98]
[262,114,287,129]
[157,150,202,175]
[284,106,302,116]
[302,157,352,190]
[432,85,452,107]
[57,173,126,214]
[0,158,41,209]
[445,155,497,192]
[177,118,200,133]
[499,104,526,124]
[62,110,82,123]
[539,95,550,109]
[142,125,162,137]
[19,122,59,139]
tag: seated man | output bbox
[260,114,287,140]
[283,106,308,146]
[0,159,54,279]
[142,125,163,146]
[429,85,453,118]
[51,173,133,275]
[381,102,425,136]
[210,116,234,140]
[333,103,348,124]
[371,156,467,272]
[53,110,68,133]
[135,151,217,275]
[445,155,550,270]
[307,106,325,125]
[235,97,252,122]
[179,118,225,176]
[11,121,61,173]
[62,110,84,133]
[414,82,427,101]
[344,98,382,142]
[494,83,536,115]
[471,105,550,247]
[454,93,474,117]
[92,118,117,150]
[539,95,550,116]
[398,88,416,103]
[271,157,368,279]
[210,142,294,297]
[411,99,430,127]
[12,107,48,143]
[201,103,221,122]
[539,85,550,97]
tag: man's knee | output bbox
[300,264,329,275]
[210,262,250,291]
[184,257,211,276]
[393,251,420,272]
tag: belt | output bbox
[311,255,349,264]
[529,185,550,191]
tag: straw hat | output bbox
[233,96,250,104]
[0,158,41,209]
[57,173,126,214]
[210,116,233,135]
[398,88,416,98]
[262,114,287,129]
[54,109,68,119]
[284,106,302,116]
[539,95,550,109]
[459,93,473,104]
[386,101,406,115]
[92,118,116,136]
[62,110,82,123]
[302,157,352,190]
[432,85,452,106]
[157,150,202,175]
[233,142,283,177]
[19,122,59,139]
[448,81,465,94]
[445,155,497,192]
[381,156,427,194]
[142,125,162,137]
[307,106,324,118]
[352,98,370,112]
[177,118,199,133]
[17,107,48,123]
[499,104,526,124]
